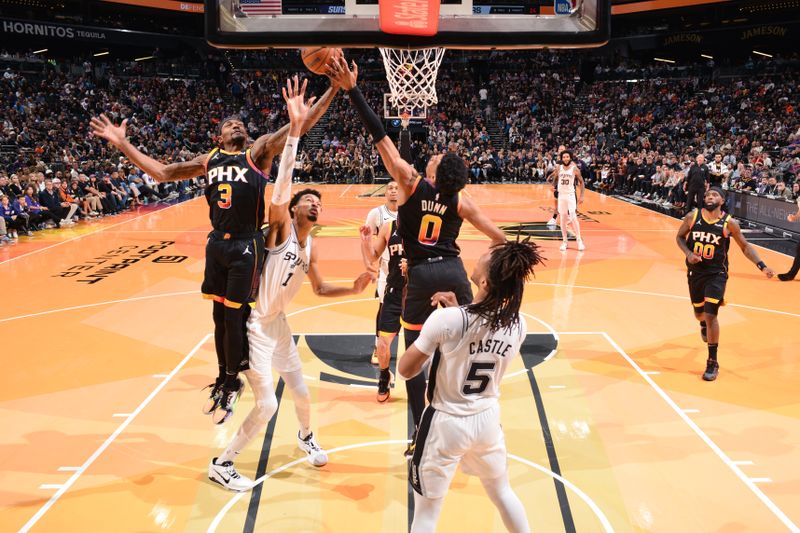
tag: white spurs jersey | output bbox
[557,164,578,196]
[253,224,311,322]
[415,307,527,417]
[365,204,397,276]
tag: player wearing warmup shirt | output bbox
[329,56,507,455]
[398,239,543,533]
[360,218,405,402]
[553,150,585,251]
[90,76,339,425]
[209,78,372,491]
[676,186,774,381]
[365,182,399,364]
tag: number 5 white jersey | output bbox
[253,224,311,323]
[414,307,527,417]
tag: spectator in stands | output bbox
[0,192,30,237]
[23,185,60,228]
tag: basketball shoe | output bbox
[702,359,719,381]
[208,457,253,492]
[297,431,328,466]
[213,378,245,425]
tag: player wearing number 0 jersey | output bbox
[90,75,339,427]
[328,56,507,455]
[365,183,399,364]
[676,187,774,382]
[209,78,372,492]
[399,239,543,533]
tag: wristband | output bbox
[757,261,766,271]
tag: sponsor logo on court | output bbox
[53,241,183,284]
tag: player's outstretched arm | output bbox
[250,78,338,171]
[727,218,775,278]
[458,195,506,246]
[676,210,702,264]
[359,223,389,269]
[307,246,374,297]
[328,57,417,201]
[267,76,314,247]
[90,114,205,182]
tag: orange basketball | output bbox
[301,47,340,75]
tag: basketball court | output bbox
[2,184,798,532]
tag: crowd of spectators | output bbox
[1,48,798,243]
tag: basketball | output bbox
[301,47,339,75]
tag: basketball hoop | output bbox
[379,47,445,115]
[400,112,411,130]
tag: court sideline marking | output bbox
[600,331,799,532]
[18,333,213,533]
[0,199,190,266]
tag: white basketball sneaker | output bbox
[559,241,568,251]
[297,431,328,467]
[577,239,585,251]
[208,457,253,492]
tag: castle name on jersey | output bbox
[691,231,723,245]
[469,338,514,357]
[208,166,248,183]
[421,199,448,216]
[283,249,309,273]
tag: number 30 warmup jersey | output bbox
[685,210,731,277]
[253,224,311,322]
[557,164,578,196]
[204,147,268,234]
[398,177,463,263]
[414,307,527,417]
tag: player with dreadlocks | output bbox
[398,239,544,533]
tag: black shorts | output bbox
[378,284,403,335]
[687,271,727,316]
[202,231,266,309]
[402,256,473,330]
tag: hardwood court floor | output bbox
[1,185,798,533]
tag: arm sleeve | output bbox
[272,136,299,205]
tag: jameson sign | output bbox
[0,17,202,46]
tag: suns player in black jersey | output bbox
[89,74,339,422]
[360,218,405,402]
[676,187,774,381]
[330,57,506,454]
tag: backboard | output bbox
[205,0,610,49]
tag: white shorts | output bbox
[247,312,302,375]
[558,194,577,218]
[410,403,507,499]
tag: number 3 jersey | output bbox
[253,224,311,322]
[204,147,268,233]
[414,307,527,416]
[398,177,463,263]
[685,210,731,277]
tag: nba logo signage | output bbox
[554,0,572,15]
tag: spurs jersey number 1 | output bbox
[419,307,527,417]
[204,148,268,233]
[254,224,311,320]
[557,164,578,196]
[686,210,731,276]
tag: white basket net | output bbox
[379,47,446,115]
